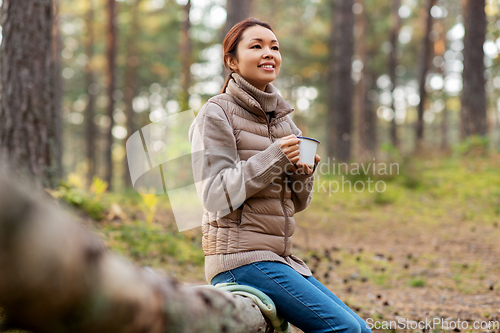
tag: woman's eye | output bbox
[251,45,279,51]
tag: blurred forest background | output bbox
[1,0,500,332]
[1,0,499,189]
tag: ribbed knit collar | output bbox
[225,72,294,121]
[230,72,278,112]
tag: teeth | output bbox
[260,65,274,68]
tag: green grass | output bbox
[101,220,204,267]
[409,278,426,287]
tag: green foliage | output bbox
[453,135,490,157]
[48,173,205,278]
[49,175,108,220]
[372,273,390,286]
[398,155,422,189]
[379,143,401,161]
[409,278,426,287]
[89,176,108,201]
[105,221,204,266]
[139,192,159,225]
[373,191,396,205]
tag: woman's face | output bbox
[227,25,281,91]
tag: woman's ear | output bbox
[226,55,238,72]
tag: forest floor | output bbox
[2,148,500,332]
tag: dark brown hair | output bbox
[220,17,274,94]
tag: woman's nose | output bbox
[263,47,273,57]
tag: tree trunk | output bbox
[0,0,57,189]
[327,0,336,161]
[388,0,401,149]
[0,171,271,333]
[360,71,377,159]
[354,0,377,161]
[221,0,254,42]
[220,0,253,81]
[104,0,118,190]
[435,18,449,152]
[441,103,449,151]
[123,0,142,189]
[415,0,436,153]
[496,101,500,148]
[330,0,355,162]
[52,0,64,180]
[460,0,487,139]
[85,0,98,189]
[179,0,192,113]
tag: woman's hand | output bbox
[279,135,321,175]
[279,134,300,165]
[291,154,321,175]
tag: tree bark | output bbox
[221,0,254,42]
[85,0,98,189]
[460,0,487,139]
[360,71,377,159]
[415,0,437,153]
[327,0,337,161]
[0,172,270,333]
[220,0,253,81]
[388,0,401,149]
[52,0,63,180]
[179,0,192,113]
[440,101,449,151]
[0,0,58,189]
[104,0,118,190]
[330,0,355,162]
[123,0,142,189]
[435,19,449,152]
[354,0,377,161]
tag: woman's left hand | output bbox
[291,154,321,175]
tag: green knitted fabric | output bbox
[198,282,290,333]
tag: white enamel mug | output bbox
[296,136,320,167]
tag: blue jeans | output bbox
[211,261,372,333]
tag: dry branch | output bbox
[0,175,269,333]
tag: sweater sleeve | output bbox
[189,102,292,216]
[286,117,316,214]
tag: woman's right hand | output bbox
[279,134,300,165]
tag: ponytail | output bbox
[220,71,234,94]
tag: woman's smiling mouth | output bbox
[258,63,275,71]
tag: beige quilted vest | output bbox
[201,75,301,257]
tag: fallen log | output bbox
[0,174,271,333]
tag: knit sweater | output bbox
[192,73,313,284]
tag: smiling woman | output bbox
[189,17,370,333]
[220,19,281,92]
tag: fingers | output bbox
[288,153,300,164]
[303,164,312,174]
[279,135,301,165]
[295,161,313,175]
[280,135,300,148]
[286,149,300,159]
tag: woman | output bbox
[188,17,371,333]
